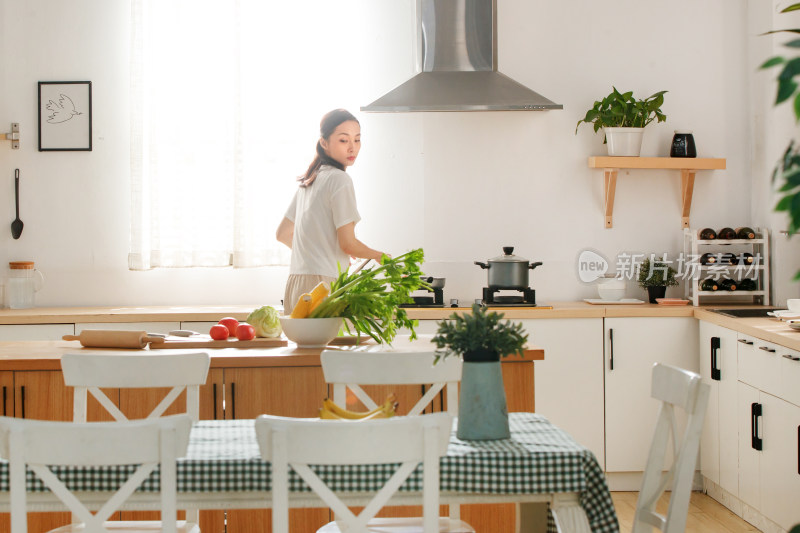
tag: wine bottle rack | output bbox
[683,227,770,306]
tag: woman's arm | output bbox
[337,222,385,261]
[276,217,294,248]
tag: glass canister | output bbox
[6,261,45,309]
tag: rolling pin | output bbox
[62,330,166,349]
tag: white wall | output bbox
[2,0,789,309]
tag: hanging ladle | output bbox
[11,168,23,239]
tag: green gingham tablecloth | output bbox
[0,413,619,533]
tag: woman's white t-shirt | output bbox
[284,165,361,277]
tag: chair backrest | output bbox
[61,351,211,422]
[632,363,710,533]
[321,350,462,415]
[0,414,192,533]
[255,412,452,533]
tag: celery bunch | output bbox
[308,248,427,344]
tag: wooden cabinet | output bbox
[698,321,738,497]
[603,317,698,489]
[759,391,800,531]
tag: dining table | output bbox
[0,412,619,533]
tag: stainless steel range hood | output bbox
[361,0,562,112]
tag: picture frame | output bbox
[38,81,92,151]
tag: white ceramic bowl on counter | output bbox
[278,316,342,348]
[597,277,626,301]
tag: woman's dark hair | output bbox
[298,108,359,187]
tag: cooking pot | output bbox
[421,276,445,289]
[475,247,542,289]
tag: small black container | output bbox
[670,131,697,158]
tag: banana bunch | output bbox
[319,394,398,420]
[290,282,330,318]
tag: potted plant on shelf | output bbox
[575,86,668,156]
[431,303,528,440]
[637,257,679,303]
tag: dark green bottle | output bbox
[700,278,719,291]
[719,253,736,265]
[718,227,737,240]
[698,228,717,240]
[735,227,756,239]
[700,253,717,265]
[720,278,737,291]
[736,253,755,265]
[738,278,758,291]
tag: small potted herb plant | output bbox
[431,303,528,440]
[575,86,667,156]
[637,257,679,303]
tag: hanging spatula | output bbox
[11,169,23,239]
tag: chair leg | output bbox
[550,495,591,533]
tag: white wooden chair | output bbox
[631,363,710,533]
[320,350,462,416]
[61,351,211,422]
[0,414,196,533]
[60,351,209,530]
[255,412,473,533]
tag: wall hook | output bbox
[2,123,20,149]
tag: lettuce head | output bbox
[246,305,282,337]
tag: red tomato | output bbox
[209,324,230,340]
[218,317,240,336]
[235,323,256,341]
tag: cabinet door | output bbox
[225,367,329,533]
[0,324,74,341]
[760,393,800,530]
[0,371,12,417]
[523,318,605,469]
[604,317,698,473]
[698,321,738,496]
[738,381,760,509]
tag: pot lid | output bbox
[489,246,529,263]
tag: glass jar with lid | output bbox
[6,261,45,309]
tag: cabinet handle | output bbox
[609,328,614,371]
[738,339,754,345]
[797,425,800,476]
[2,386,6,417]
[751,402,763,451]
[213,383,218,420]
[231,382,236,420]
[758,346,776,353]
[711,336,721,381]
[782,354,800,361]
[20,386,25,419]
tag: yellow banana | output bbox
[308,282,330,313]
[321,394,398,420]
[290,293,313,318]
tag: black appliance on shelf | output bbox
[400,277,446,308]
[482,286,537,307]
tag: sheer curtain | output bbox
[129,0,370,269]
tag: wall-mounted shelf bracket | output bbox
[588,157,726,229]
[2,123,20,149]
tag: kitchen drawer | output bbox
[76,322,180,335]
[737,334,781,396]
[779,346,800,408]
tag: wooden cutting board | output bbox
[149,335,288,349]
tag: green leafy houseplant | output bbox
[431,303,528,363]
[575,86,668,142]
[308,248,426,344]
[636,257,679,289]
[760,2,800,279]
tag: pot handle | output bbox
[474,261,490,269]
[529,261,543,270]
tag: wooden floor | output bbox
[611,491,760,533]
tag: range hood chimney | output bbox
[361,0,562,112]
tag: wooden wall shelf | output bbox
[587,157,726,228]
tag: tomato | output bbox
[235,323,256,341]
[218,317,240,336]
[209,324,230,340]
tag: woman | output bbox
[276,109,387,314]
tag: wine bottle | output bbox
[698,228,717,240]
[717,227,737,239]
[700,278,719,291]
[736,252,755,265]
[720,278,737,291]
[735,227,756,239]
[699,252,717,265]
[719,252,736,265]
[738,278,758,291]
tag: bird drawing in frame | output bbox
[46,93,82,124]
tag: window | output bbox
[129,0,406,269]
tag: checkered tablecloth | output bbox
[0,413,618,533]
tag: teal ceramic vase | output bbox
[457,357,510,440]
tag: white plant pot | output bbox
[604,127,645,156]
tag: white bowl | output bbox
[788,299,800,312]
[597,286,626,301]
[279,317,342,348]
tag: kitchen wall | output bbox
[0,0,796,308]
